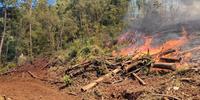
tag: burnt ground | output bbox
[0,34,200,100]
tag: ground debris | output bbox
[1,45,200,100]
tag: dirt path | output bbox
[0,73,77,100]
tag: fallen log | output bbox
[159,49,176,56]
[41,57,60,70]
[105,60,121,68]
[160,57,182,63]
[69,68,95,78]
[0,70,24,76]
[65,61,91,73]
[153,63,176,71]
[81,59,148,91]
[123,61,142,73]
[81,68,121,92]
[180,78,195,83]
[57,61,92,76]
[69,68,86,77]
[131,73,146,85]
[27,71,64,84]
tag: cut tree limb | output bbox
[27,71,63,84]
[159,49,176,56]
[69,68,95,78]
[153,63,176,71]
[81,60,145,91]
[160,57,182,63]
[81,68,121,92]
[123,61,142,73]
[65,61,91,73]
[132,73,146,85]
[41,58,60,69]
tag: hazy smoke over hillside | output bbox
[181,0,200,19]
[125,0,200,34]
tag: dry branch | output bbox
[65,61,91,73]
[105,60,121,68]
[159,49,176,56]
[153,63,176,71]
[81,68,121,92]
[180,78,195,83]
[123,61,142,73]
[41,58,60,70]
[0,70,24,76]
[78,46,191,92]
[27,71,63,84]
[132,73,146,85]
[160,57,181,63]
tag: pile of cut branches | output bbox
[57,46,196,92]
[5,46,198,92]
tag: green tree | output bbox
[0,0,18,63]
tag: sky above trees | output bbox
[48,0,56,5]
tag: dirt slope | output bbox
[0,74,77,100]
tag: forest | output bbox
[0,0,128,67]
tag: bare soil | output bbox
[0,75,76,100]
[0,58,78,100]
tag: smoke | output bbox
[125,0,200,34]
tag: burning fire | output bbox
[113,27,189,57]
[113,27,192,70]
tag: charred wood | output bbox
[159,49,176,56]
[153,63,176,71]
[160,57,182,63]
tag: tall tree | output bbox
[0,0,7,62]
[28,0,33,61]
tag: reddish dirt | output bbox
[1,34,200,100]
[0,75,76,100]
[0,58,78,100]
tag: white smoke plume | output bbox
[125,0,200,34]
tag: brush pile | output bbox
[52,46,200,92]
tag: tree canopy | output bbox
[0,0,129,65]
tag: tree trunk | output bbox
[49,26,55,52]
[0,7,7,62]
[59,22,64,49]
[29,0,33,61]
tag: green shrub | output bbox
[62,75,72,86]
[80,47,91,55]
[68,49,77,59]
[7,62,17,68]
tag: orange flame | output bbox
[114,27,189,57]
